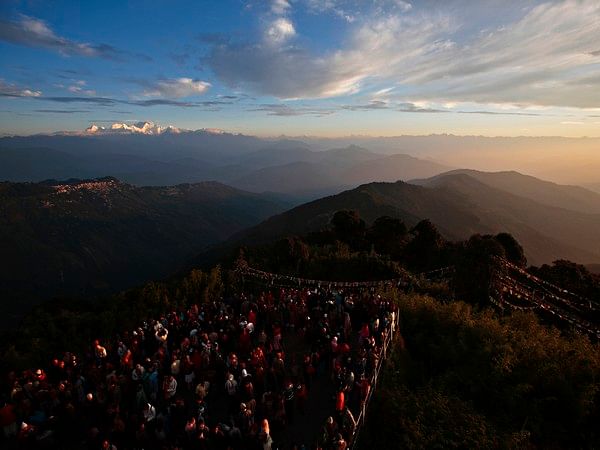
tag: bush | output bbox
[361,294,600,449]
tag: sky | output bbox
[1,0,599,137]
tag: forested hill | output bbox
[0,177,287,325]
[224,174,600,266]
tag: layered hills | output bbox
[0,177,287,325]
[226,171,600,266]
[0,129,449,199]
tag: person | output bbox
[259,419,273,450]
[101,439,118,450]
[225,373,238,396]
[184,416,196,440]
[225,373,238,414]
[320,416,337,448]
[283,381,295,424]
[142,402,156,423]
[0,400,17,438]
[131,364,145,382]
[163,374,177,402]
[335,433,348,450]
[94,340,108,367]
[0,284,397,449]
[340,406,357,439]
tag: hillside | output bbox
[225,174,600,266]
[413,169,600,214]
[0,178,287,326]
[230,150,450,195]
[419,173,600,263]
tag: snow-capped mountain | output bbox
[85,121,182,135]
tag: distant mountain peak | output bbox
[85,121,182,135]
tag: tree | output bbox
[404,220,445,271]
[453,234,505,305]
[495,233,526,267]
[331,210,366,248]
[273,236,310,271]
[368,216,408,258]
[531,259,600,306]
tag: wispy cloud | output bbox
[457,110,543,116]
[206,0,600,108]
[342,99,448,113]
[66,80,96,96]
[11,90,230,109]
[0,15,151,61]
[138,78,211,98]
[0,79,42,98]
[271,0,292,15]
[34,109,90,114]
[342,100,390,111]
[41,96,117,106]
[249,103,335,116]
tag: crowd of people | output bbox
[0,284,397,449]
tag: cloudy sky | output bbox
[1,0,599,136]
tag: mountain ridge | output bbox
[221,174,600,267]
[0,177,289,327]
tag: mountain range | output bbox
[3,125,600,327]
[2,128,599,189]
[0,177,287,327]
[0,127,451,200]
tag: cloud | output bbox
[34,109,90,114]
[271,0,292,15]
[141,78,211,98]
[129,99,200,107]
[305,0,355,22]
[40,96,117,106]
[21,93,229,110]
[342,100,448,113]
[305,0,412,23]
[342,100,390,111]
[207,13,451,98]
[249,103,335,116]
[266,18,296,44]
[396,102,447,113]
[0,79,42,97]
[396,1,600,108]
[394,1,412,13]
[0,15,150,61]
[66,80,96,96]
[207,0,600,108]
[457,110,542,116]
[560,121,585,125]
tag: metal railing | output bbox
[349,311,400,450]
